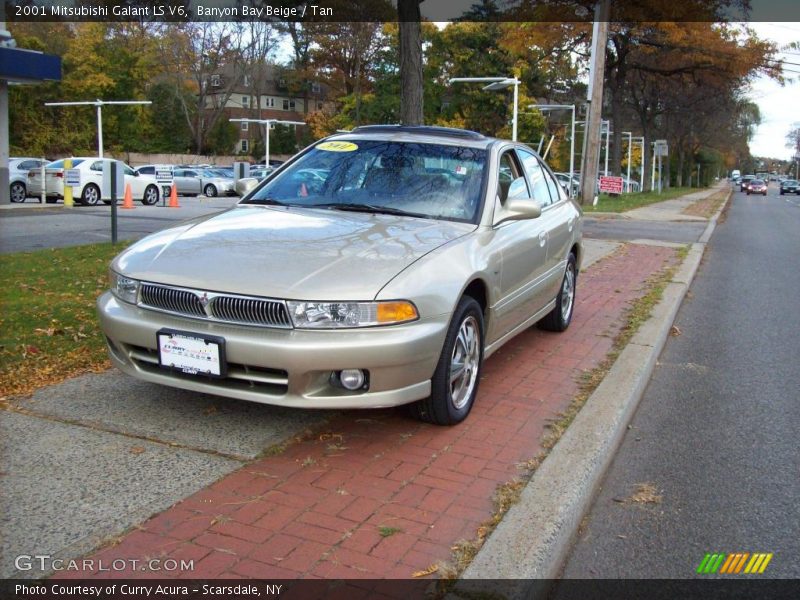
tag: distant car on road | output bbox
[779,179,799,195]
[9,157,49,202]
[747,179,767,196]
[740,175,756,192]
[27,158,161,206]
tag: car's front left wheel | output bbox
[410,296,484,426]
[10,182,26,203]
[141,185,159,205]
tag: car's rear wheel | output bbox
[410,296,484,426]
[539,253,577,332]
[10,182,26,203]
[204,184,217,197]
[141,185,159,205]
[81,184,100,206]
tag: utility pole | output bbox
[579,0,610,206]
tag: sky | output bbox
[746,22,800,161]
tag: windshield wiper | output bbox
[241,197,290,207]
[314,202,425,218]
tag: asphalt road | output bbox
[0,197,239,254]
[559,184,800,578]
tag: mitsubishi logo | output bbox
[197,292,213,316]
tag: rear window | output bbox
[47,159,85,169]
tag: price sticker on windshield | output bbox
[317,141,358,152]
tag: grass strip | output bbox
[0,242,128,399]
[584,186,700,213]
[435,244,689,587]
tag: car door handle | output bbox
[568,217,575,232]
[538,231,547,247]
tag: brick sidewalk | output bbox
[65,243,677,580]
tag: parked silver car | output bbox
[171,167,235,197]
[98,126,583,425]
[9,157,49,202]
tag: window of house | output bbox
[210,75,221,87]
[311,82,321,93]
[241,122,249,131]
[243,74,250,87]
[242,96,249,107]
[264,97,275,107]
[282,99,295,111]
[241,139,249,152]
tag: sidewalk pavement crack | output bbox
[0,403,249,462]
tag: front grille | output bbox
[140,284,206,317]
[138,282,292,328]
[211,296,292,328]
[124,343,289,396]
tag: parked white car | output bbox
[9,157,49,202]
[27,158,161,206]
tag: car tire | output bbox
[141,185,159,205]
[81,184,101,206]
[204,184,217,197]
[539,253,577,332]
[10,182,26,203]
[410,296,484,426]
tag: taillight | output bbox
[55,172,63,178]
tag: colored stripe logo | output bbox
[697,552,773,574]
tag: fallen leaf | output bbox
[130,446,145,455]
[670,325,682,337]
[412,564,439,578]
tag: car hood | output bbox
[113,206,475,300]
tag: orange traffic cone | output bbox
[121,183,135,209]
[168,183,180,208]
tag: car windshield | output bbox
[241,139,488,223]
[751,179,764,185]
[47,159,85,169]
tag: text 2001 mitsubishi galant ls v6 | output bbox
[98,126,583,425]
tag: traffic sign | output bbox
[155,165,173,183]
[599,175,624,194]
[64,169,80,188]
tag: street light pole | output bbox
[527,103,577,197]
[448,77,521,141]
[622,131,632,192]
[45,100,152,158]
[229,118,306,166]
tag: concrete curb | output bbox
[457,188,732,595]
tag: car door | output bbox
[488,149,552,343]
[516,149,573,303]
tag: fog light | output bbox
[339,369,366,390]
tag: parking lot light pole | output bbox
[632,136,645,190]
[448,77,521,141]
[229,118,306,167]
[44,100,152,158]
[622,131,632,192]
[528,104,576,196]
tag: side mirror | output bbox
[133,171,140,177]
[494,198,542,225]
[236,177,259,197]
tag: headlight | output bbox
[287,300,418,329]
[109,270,140,304]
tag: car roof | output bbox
[333,125,493,149]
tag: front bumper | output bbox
[97,292,449,409]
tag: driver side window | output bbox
[497,151,528,203]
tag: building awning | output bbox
[0,47,61,83]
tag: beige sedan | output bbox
[98,126,583,425]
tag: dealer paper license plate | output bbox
[157,330,225,377]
